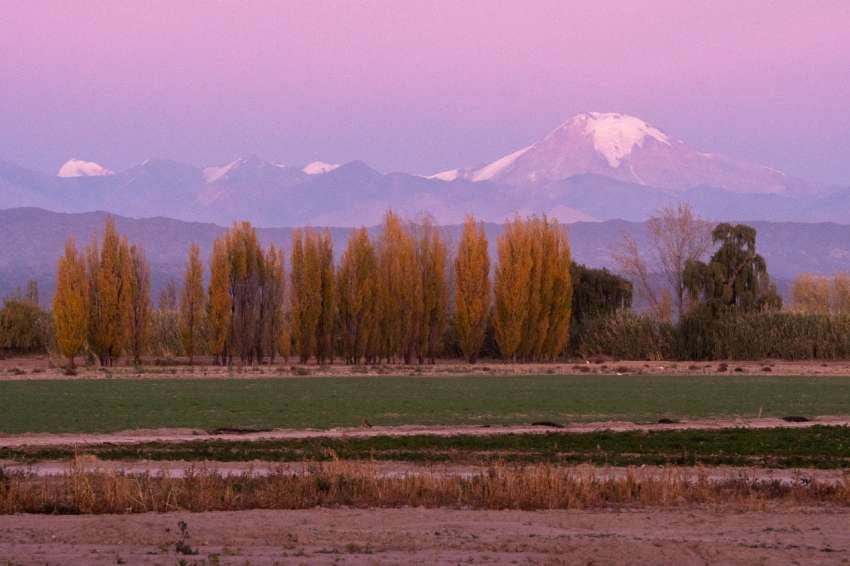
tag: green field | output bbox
[4,426,850,469]
[1,374,850,434]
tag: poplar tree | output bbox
[207,238,232,364]
[493,216,532,361]
[87,218,132,366]
[453,216,490,363]
[540,221,573,359]
[518,217,573,360]
[316,230,336,364]
[290,228,322,363]
[180,242,206,364]
[337,227,378,364]
[261,244,286,363]
[53,238,89,367]
[128,244,152,365]
[376,211,421,363]
[416,219,448,363]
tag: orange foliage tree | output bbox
[53,239,89,367]
[337,227,378,364]
[453,216,490,363]
[179,242,206,364]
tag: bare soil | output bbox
[4,355,850,380]
[1,507,847,564]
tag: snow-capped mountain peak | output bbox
[302,161,340,175]
[57,159,114,178]
[429,111,803,194]
[569,112,671,168]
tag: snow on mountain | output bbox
[433,112,808,194]
[471,145,533,181]
[581,112,670,167]
[302,160,340,175]
[426,169,461,182]
[202,160,239,183]
[57,159,114,178]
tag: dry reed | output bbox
[1,461,848,515]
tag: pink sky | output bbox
[1,0,849,184]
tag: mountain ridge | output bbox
[1,112,845,227]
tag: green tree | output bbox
[684,223,782,315]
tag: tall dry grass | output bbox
[1,461,848,514]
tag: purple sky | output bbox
[2,1,849,184]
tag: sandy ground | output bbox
[5,355,850,379]
[1,417,848,449]
[1,507,848,564]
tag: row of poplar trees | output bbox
[52,211,574,366]
[53,219,151,367]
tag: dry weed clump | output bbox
[0,461,848,515]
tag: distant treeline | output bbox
[9,205,850,364]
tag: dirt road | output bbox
[6,356,850,380]
[1,507,847,564]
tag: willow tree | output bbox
[684,223,782,314]
[127,244,152,365]
[337,227,378,364]
[87,218,132,366]
[53,238,89,367]
[416,219,448,363]
[180,242,206,364]
[376,211,421,363]
[453,216,490,363]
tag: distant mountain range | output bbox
[4,208,850,305]
[1,112,847,226]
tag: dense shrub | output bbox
[0,299,50,355]
[579,310,850,361]
[678,312,850,361]
[575,310,675,360]
[568,264,633,356]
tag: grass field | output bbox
[2,374,850,434]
